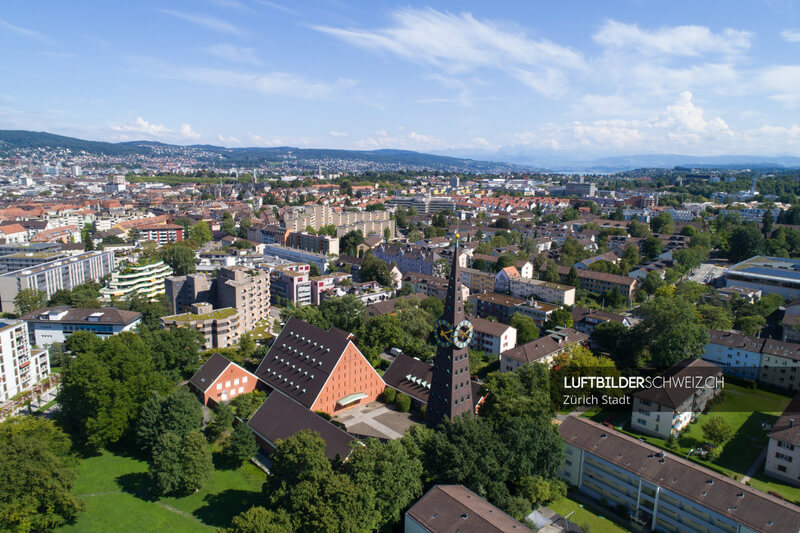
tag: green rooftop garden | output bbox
[167,308,238,322]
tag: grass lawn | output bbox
[585,384,791,479]
[747,472,800,505]
[58,445,266,532]
[548,496,629,533]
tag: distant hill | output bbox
[0,130,528,173]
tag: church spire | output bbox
[426,226,473,429]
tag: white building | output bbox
[765,394,800,487]
[0,320,49,403]
[508,277,576,306]
[468,316,517,355]
[100,260,174,302]
[22,307,142,348]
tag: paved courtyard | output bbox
[333,401,419,440]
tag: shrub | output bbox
[396,393,411,412]
[382,388,397,404]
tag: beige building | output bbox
[499,328,588,372]
[765,393,800,486]
[759,339,800,392]
[459,267,494,294]
[283,205,395,238]
[161,303,242,350]
[508,277,576,306]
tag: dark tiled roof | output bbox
[189,353,232,392]
[22,307,142,325]
[502,328,588,364]
[364,293,426,317]
[406,484,531,533]
[247,391,355,460]
[561,417,800,533]
[708,329,765,353]
[571,306,626,325]
[762,339,800,361]
[254,317,352,409]
[469,315,512,337]
[382,353,483,406]
[768,393,800,446]
[633,358,722,408]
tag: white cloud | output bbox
[328,131,348,137]
[313,8,585,97]
[110,117,202,142]
[760,65,800,108]
[594,20,751,56]
[211,0,253,12]
[255,1,299,16]
[781,29,800,43]
[217,133,241,145]
[0,18,52,44]
[205,44,261,65]
[159,9,245,36]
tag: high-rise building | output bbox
[426,238,473,428]
[100,260,174,302]
[0,320,49,402]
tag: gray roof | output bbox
[254,317,353,409]
[708,329,765,353]
[382,353,482,406]
[561,417,800,533]
[406,484,531,533]
[502,328,588,364]
[633,358,722,408]
[189,353,232,392]
[22,307,142,325]
[768,393,800,447]
[247,391,355,460]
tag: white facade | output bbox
[0,320,49,403]
[100,260,173,302]
[508,278,576,306]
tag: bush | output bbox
[396,393,411,412]
[665,434,678,450]
[707,446,722,463]
[382,388,397,404]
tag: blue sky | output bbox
[2,1,800,158]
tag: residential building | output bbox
[575,251,620,270]
[0,250,115,313]
[404,484,531,533]
[565,181,597,197]
[702,329,764,381]
[403,272,469,302]
[100,260,174,302]
[253,317,385,414]
[725,256,800,300]
[0,320,49,403]
[22,307,142,347]
[364,293,426,320]
[470,292,560,326]
[458,267,495,294]
[784,299,800,343]
[138,224,184,245]
[310,272,353,305]
[508,277,576,306]
[165,273,215,314]
[559,416,800,533]
[215,266,270,332]
[494,265,520,292]
[283,205,394,238]
[161,303,242,350]
[765,393,800,487]
[571,306,632,336]
[247,223,289,245]
[270,268,312,306]
[558,266,638,301]
[386,194,456,213]
[630,359,723,438]
[0,224,28,244]
[0,250,67,274]
[373,244,442,276]
[759,339,800,392]
[287,231,339,256]
[468,315,517,355]
[188,353,258,406]
[499,328,588,372]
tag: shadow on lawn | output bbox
[211,450,240,471]
[116,472,158,501]
[194,489,263,527]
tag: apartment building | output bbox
[0,320,49,403]
[161,303,242,350]
[0,250,67,274]
[468,315,517,355]
[508,277,576,306]
[765,394,800,487]
[403,272,469,302]
[386,194,456,214]
[138,224,184,245]
[572,269,638,301]
[631,359,723,438]
[270,268,312,306]
[459,267,494,294]
[559,416,800,533]
[165,273,215,314]
[373,244,442,276]
[759,339,800,392]
[283,205,394,238]
[100,260,174,302]
[309,272,352,305]
[286,231,339,256]
[0,250,115,313]
[261,243,329,273]
[494,266,520,292]
[571,307,632,336]
[499,328,587,372]
[188,353,258,406]
[702,330,764,382]
[247,223,289,245]
[22,307,142,347]
[216,266,271,332]
[469,292,560,326]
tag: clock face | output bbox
[453,319,474,348]
[434,318,454,348]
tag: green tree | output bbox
[510,313,540,343]
[14,288,47,315]
[697,304,733,330]
[360,252,393,287]
[634,295,709,368]
[702,416,734,447]
[590,321,628,354]
[642,236,664,260]
[640,270,665,296]
[396,393,411,412]
[651,212,674,235]
[206,402,235,442]
[0,417,84,532]
[545,307,573,330]
[177,431,214,495]
[238,216,252,239]
[566,266,579,287]
[136,387,203,456]
[627,219,650,238]
[763,210,774,237]
[160,243,196,275]
[340,230,364,257]
[227,507,293,533]
[239,332,256,361]
[225,423,259,466]
[222,212,237,236]
[320,295,364,333]
[728,223,764,263]
[189,221,212,245]
[143,327,204,378]
[736,314,766,336]
[150,432,183,495]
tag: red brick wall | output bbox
[204,364,258,406]
[311,342,385,414]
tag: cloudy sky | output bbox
[2,1,800,158]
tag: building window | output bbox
[216,383,222,390]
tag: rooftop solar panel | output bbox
[740,267,800,280]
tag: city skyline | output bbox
[3,1,800,159]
